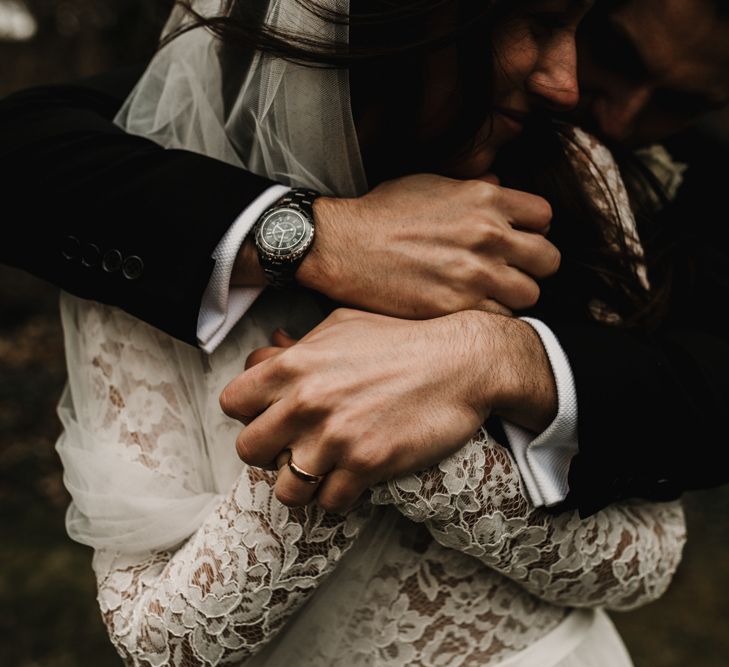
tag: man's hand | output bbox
[232,174,560,317]
[298,174,559,317]
[220,308,557,512]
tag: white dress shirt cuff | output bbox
[197,184,290,353]
[502,318,579,508]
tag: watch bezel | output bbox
[255,206,315,261]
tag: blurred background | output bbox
[1,1,728,665]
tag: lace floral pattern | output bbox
[58,130,686,666]
[372,433,684,610]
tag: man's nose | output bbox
[528,35,580,112]
[592,85,652,141]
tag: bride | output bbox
[56,1,685,665]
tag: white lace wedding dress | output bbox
[56,130,686,666]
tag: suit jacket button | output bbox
[102,250,123,273]
[61,236,81,261]
[81,243,101,268]
[122,255,144,280]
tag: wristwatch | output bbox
[253,188,320,288]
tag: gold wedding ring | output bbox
[280,448,325,485]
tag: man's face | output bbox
[576,0,729,146]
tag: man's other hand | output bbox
[220,308,557,513]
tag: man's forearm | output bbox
[466,313,559,434]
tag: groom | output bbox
[1,0,728,516]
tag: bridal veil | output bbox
[56,3,404,662]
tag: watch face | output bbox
[256,208,313,258]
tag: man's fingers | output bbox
[271,328,298,348]
[246,346,284,369]
[234,399,294,467]
[487,265,542,311]
[504,230,561,279]
[315,468,370,514]
[490,187,553,234]
[273,443,335,507]
[220,362,279,423]
[245,329,298,370]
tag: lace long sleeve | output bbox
[372,428,685,612]
[59,295,373,666]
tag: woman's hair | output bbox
[496,121,669,329]
[167,0,518,177]
[168,0,669,327]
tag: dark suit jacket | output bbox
[2,69,727,516]
[0,67,275,344]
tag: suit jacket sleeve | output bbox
[0,67,276,345]
[550,142,729,517]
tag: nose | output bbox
[528,33,580,112]
[591,85,652,141]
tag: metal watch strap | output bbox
[259,188,320,288]
[275,188,319,218]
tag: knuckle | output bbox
[536,198,553,226]
[346,443,389,477]
[467,179,497,203]
[475,262,496,290]
[521,280,541,308]
[219,384,245,419]
[451,256,480,288]
[236,431,271,468]
[546,246,561,274]
[219,387,233,416]
[346,450,376,475]
[531,238,561,277]
[330,307,357,323]
[235,431,255,464]
[272,351,299,379]
[480,221,505,247]
[289,380,327,418]
[319,413,350,447]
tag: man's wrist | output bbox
[295,195,347,296]
[231,195,349,292]
[462,311,558,432]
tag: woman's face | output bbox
[434,0,594,178]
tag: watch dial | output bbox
[260,209,309,254]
